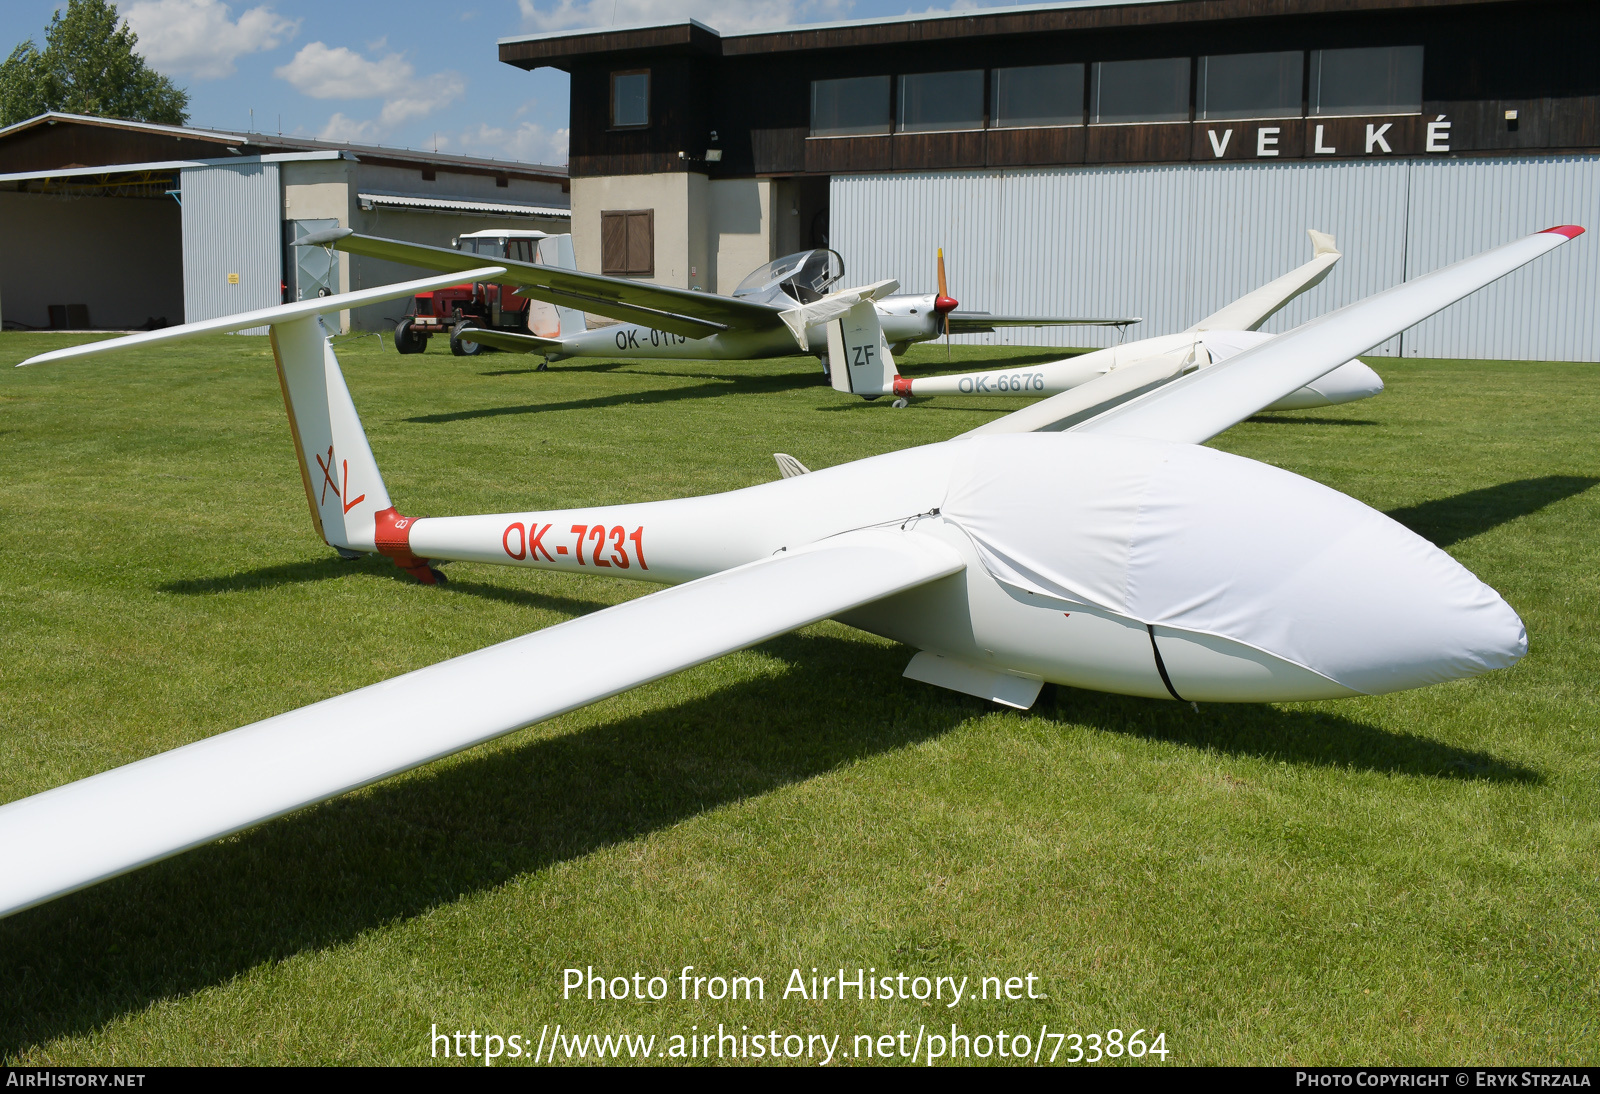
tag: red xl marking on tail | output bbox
[313,447,367,513]
[341,459,366,514]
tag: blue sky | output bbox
[10,1,1013,166]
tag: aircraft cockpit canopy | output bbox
[732,249,844,306]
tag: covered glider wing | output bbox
[1081,227,1584,445]
[0,529,963,919]
[299,228,784,340]
[946,312,1142,333]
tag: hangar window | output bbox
[1199,51,1303,120]
[1091,57,1191,124]
[611,70,650,128]
[811,76,891,136]
[897,70,985,133]
[1311,46,1423,116]
[601,210,654,277]
[992,63,1085,128]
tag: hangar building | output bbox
[499,0,1599,360]
[0,113,569,333]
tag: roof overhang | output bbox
[0,150,348,185]
[356,191,572,218]
[499,0,1518,69]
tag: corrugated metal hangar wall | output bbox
[832,156,1600,361]
[180,163,283,334]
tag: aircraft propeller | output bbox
[935,247,959,360]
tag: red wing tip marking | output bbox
[1541,225,1585,239]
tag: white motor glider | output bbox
[1,225,1582,920]
[856,230,1384,411]
[297,228,1138,368]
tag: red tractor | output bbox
[393,229,571,356]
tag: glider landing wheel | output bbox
[536,360,549,372]
[892,397,910,409]
[428,567,449,585]
[394,318,427,354]
[450,321,484,356]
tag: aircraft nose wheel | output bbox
[892,397,910,409]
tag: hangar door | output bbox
[181,162,281,332]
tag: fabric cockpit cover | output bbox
[939,434,1526,695]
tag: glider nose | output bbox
[1276,503,1527,694]
[1307,358,1384,405]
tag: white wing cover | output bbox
[0,529,963,918]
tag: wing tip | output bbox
[1541,225,1585,239]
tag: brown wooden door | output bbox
[601,209,654,277]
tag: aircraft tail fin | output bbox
[1186,229,1341,333]
[827,300,898,397]
[532,235,587,337]
[17,268,501,573]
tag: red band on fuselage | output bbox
[893,375,913,397]
[373,506,438,584]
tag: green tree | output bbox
[0,0,188,128]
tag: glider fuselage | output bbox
[545,294,943,362]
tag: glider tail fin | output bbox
[1187,228,1342,333]
[536,234,587,338]
[827,299,898,397]
[268,316,394,557]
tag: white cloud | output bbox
[279,42,465,143]
[122,0,299,80]
[453,121,569,166]
[275,42,415,100]
[516,0,851,34]
[316,112,384,144]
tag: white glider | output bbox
[864,230,1384,411]
[1,225,1582,919]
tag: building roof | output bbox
[499,0,1514,69]
[357,191,572,218]
[0,112,567,182]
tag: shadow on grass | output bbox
[0,626,1537,1054]
[1386,475,1599,548]
[157,557,611,618]
[1047,687,1539,784]
[406,370,818,423]
[1245,415,1380,426]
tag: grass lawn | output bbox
[0,332,1596,1066]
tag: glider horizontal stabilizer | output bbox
[1081,226,1584,445]
[15,268,509,368]
[452,328,565,354]
[0,529,963,919]
[946,313,1142,333]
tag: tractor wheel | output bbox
[394,318,427,354]
[450,320,484,356]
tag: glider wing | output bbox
[1184,229,1341,333]
[301,229,783,340]
[1080,227,1583,445]
[0,528,963,919]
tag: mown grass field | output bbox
[0,331,1596,1066]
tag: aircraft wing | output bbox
[453,328,564,354]
[0,528,963,919]
[1185,229,1340,333]
[299,228,784,340]
[946,312,1141,333]
[1076,227,1583,445]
